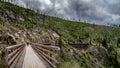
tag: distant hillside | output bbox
[0,1,120,68]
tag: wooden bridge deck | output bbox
[5,43,60,68]
[22,45,46,68]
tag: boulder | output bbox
[0,35,16,45]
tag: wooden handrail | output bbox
[31,43,60,68]
[4,44,25,68]
[32,43,60,50]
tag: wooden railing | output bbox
[31,43,60,68]
[4,44,25,68]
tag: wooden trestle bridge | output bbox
[4,43,60,68]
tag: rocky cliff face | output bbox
[0,29,60,46]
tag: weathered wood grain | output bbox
[22,45,46,68]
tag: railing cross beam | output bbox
[31,43,60,68]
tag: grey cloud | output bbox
[6,0,120,25]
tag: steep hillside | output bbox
[0,1,120,68]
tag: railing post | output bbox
[5,48,9,68]
[31,43,60,68]
[4,44,25,68]
[57,49,60,65]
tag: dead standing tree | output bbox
[42,9,54,24]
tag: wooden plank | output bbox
[33,47,56,68]
[36,50,56,68]
[8,46,24,59]
[35,47,59,64]
[31,43,60,67]
[33,48,59,66]
[36,46,58,57]
[10,46,25,68]
[14,46,26,68]
[8,47,23,66]
[5,44,25,68]
[6,44,24,49]
[22,45,46,68]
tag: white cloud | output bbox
[111,15,120,21]
[37,0,53,10]
[82,0,93,2]
[108,0,118,4]
[39,0,52,6]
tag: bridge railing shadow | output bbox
[31,43,60,68]
[4,44,25,68]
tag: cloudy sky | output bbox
[6,0,120,25]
